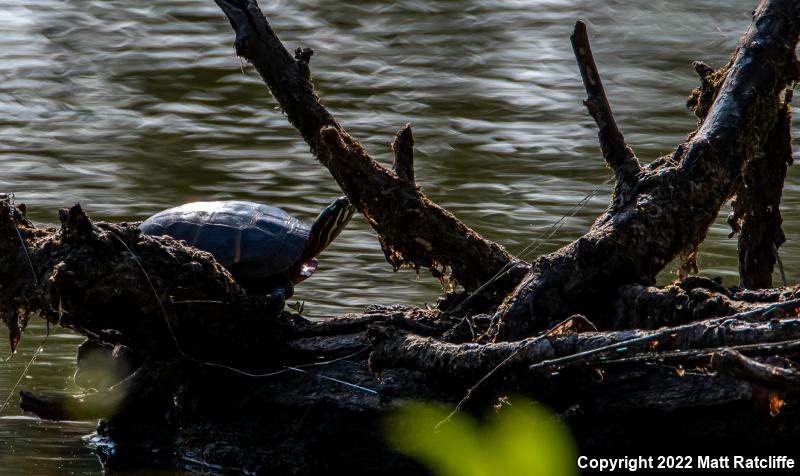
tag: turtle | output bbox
[139,196,355,309]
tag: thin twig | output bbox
[0,333,49,416]
[435,316,579,429]
[286,366,378,395]
[0,197,48,416]
[562,338,800,368]
[530,301,800,371]
[109,232,183,354]
[445,175,612,319]
[528,331,664,371]
[7,197,39,287]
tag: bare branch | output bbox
[711,349,800,393]
[571,20,641,189]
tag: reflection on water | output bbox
[0,0,793,474]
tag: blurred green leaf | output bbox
[387,398,577,476]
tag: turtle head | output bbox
[300,196,355,264]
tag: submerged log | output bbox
[2,0,800,474]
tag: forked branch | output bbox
[493,0,800,340]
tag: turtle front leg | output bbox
[267,280,293,314]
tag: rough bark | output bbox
[711,349,800,393]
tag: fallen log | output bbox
[9,193,800,471]
[368,305,800,380]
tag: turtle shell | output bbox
[140,201,311,280]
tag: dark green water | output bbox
[0,0,795,473]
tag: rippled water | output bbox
[0,0,794,473]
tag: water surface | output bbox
[0,0,794,473]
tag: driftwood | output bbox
[493,0,800,339]
[3,0,800,474]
